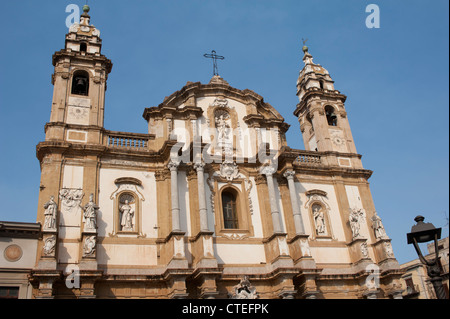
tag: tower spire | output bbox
[80,3,91,25]
[301,39,315,67]
[293,43,361,164]
[47,2,111,132]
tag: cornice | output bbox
[142,105,204,121]
[143,80,285,123]
[0,221,41,239]
[242,114,290,132]
[294,89,347,117]
[52,50,113,74]
[277,147,372,180]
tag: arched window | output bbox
[71,70,89,96]
[319,79,325,90]
[80,43,87,53]
[325,105,337,126]
[222,190,238,229]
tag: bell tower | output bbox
[47,5,112,142]
[294,44,362,168]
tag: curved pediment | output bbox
[142,76,287,129]
[142,76,290,158]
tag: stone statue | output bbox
[120,200,134,231]
[349,208,365,240]
[83,194,99,231]
[215,110,232,155]
[313,205,326,235]
[230,276,258,299]
[371,211,387,240]
[43,196,57,230]
[215,113,231,141]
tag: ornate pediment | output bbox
[219,160,240,181]
[305,189,327,197]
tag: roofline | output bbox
[0,221,41,239]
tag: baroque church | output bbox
[28,6,404,298]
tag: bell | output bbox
[74,78,87,94]
[76,78,86,88]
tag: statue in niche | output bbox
[313,204,327,236]
[371,211,387,240]
[43,196,57,230]
[83,193,99,231]
[215,112,231,141]
[214,109,232,155]
[120,199,135,231]
[349,208,365,240]
[230,276,258,299]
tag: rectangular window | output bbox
[0,287,19,299]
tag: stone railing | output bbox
[293,152,322,166]
[105,131,150,151]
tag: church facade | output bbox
[29,6,404,299]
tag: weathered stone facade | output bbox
[28,7,404,299]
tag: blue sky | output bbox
[0,0,448,265]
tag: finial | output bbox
[83,4,90,13]
[302,38,309,53]
[414,215,425,223]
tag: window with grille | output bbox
[222,191,238,229]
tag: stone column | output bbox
[283,170,305,235]
[168,159,181,232]
[194,161,209,232]
[261,166,282,234]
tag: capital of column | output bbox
[194,161,205,172]
[168,159,180,172]
[283,169,295,180]
[260,165,276,176]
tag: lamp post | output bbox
[407,215,446,299]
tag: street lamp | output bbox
[407,215,446,299]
